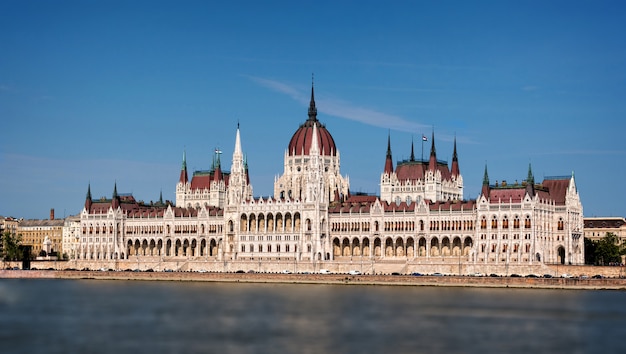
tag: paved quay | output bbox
[2,269,626,290]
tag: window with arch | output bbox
[491,215,498,229]
[502,215,509,229]
[480,216,487,230]
[525,215,532,229]
[558,217,564,231]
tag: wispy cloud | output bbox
[0,84,17,93]
[521,85,539,92]
[247,76,428,132]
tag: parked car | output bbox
[411,272,423,276]
[281,270,292,274]
[348,270,361,275]
[319,269,332,274]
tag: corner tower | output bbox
[380,131,463,204]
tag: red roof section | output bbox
[190,172,230,191]
[485,178,570,205]
[288,120,336,156]
[489,188,526,203]
[87,198,223,218]
[541,179,569,205]
[395,161,452,182]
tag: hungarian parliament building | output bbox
[76,84,584,270]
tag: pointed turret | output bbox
[481,164,490,197]
[84,183,92,211]
[384,132,394,174]
[526,163,535,197]
[410,136,415,162]
[526,163,535,185]
[159,190,163,205]
[112,182,120,209]
[451,137,460,176]
[179,150,188,184]
[213,150,223,182]
[428,131,437,171]
[244,155,250,184]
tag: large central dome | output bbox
[287,85,337,156]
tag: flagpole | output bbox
[421,133,424,162]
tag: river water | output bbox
[1,279,624,354]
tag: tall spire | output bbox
[451,136,460,176]
[159,190,163,204]
[308,77,317,121]
[86,183,92,200]
[410,136,415,162]
[234,123,242,156]
[179,150,188,184]
[310,121,320,155]
[384,132,394,174]
[428,130,437,171]
[113,181,118,199]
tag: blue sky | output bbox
[1,0,625,220]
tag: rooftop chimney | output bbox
[50,208,55,220]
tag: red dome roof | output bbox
[287,85,337,156]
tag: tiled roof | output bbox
[541,179,569,205]
[584,217,626,228]
[190,171,230,190]
[395,160,452,182]
[288,119,336,156]
[18,219,64,227]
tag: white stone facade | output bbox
[76,85,584,268]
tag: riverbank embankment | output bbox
[2,269,625,290]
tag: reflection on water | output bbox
[1,279,625,354]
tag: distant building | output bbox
[18,209,64,257]
[1,216,21,257]
[63,215,81,260]
[584,217,626,242]
[76,83,584,267]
